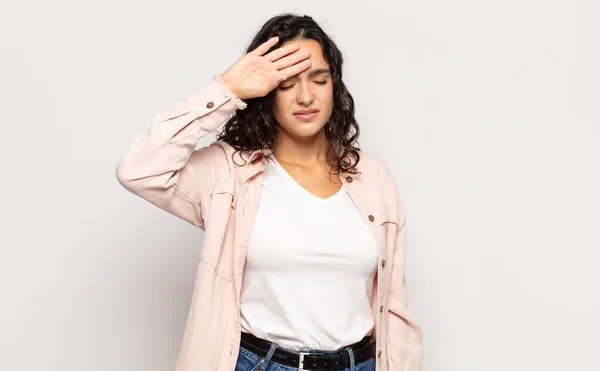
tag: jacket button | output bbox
[368,215,375,222]
[346,176,353,183]
[379,305,383,313]
[378,351,382,358]
[382,259,386,268]
[206,101,215,109]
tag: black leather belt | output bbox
[240,331,376,371]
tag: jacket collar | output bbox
[233,147,271,185]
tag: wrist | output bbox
[213,74,248,110]
[219,72,243,100]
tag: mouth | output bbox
[293,109,319,120]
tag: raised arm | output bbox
[115,76,245,229]
[116,36,313,229]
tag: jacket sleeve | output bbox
[115,75,246,230]
[383,166,423,370]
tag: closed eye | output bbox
[278,80,328,90]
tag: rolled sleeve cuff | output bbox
[213,74,247,110]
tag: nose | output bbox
[295,80,315,106]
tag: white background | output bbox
[2,1,599,370]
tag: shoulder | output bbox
[355,149,394,186]
[356,148,404,212]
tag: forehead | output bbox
[281,38,329,68]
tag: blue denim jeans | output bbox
[234,340,376,371]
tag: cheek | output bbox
[274,94,298,121]
[320,88,334,112]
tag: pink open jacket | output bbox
[115,76,423,371]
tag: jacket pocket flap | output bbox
[211,177,235,196]
[372,205,399,226]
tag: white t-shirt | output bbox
[239,154,378,351]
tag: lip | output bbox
[293,109,319,120]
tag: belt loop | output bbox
[258,342,278,371]
[344,347,357,371]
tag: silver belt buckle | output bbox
[298,352,310,371]
[298,351,325,370]
[298,352,311,370]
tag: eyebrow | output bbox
[287,68,331,80]
[307,68,331,78]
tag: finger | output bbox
[265,42,301,62]
[274,49,311,71]
[278,59,312,81]
[252,36,279,56]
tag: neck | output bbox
[272,128,330,166]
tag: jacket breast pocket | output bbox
[371,204,399,292]
[199,177,236,281]
[372,205,399,227]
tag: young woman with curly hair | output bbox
[117,13,422,371]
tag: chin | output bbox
[285,122,327,138]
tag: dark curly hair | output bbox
[216,13,361,175]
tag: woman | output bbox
[116,13,422,371]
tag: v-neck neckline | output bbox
[268,154,346,202]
